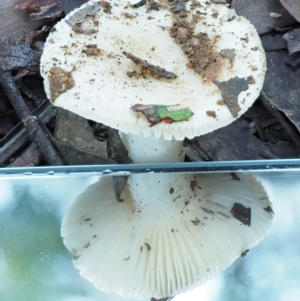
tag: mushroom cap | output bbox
[41,0,266,141]
[61,173,273,298]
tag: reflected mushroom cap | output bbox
[61,173,273,298]
[41,0,266,140]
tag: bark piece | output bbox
[65,2,101,25]
[123,51,177,79]
[213,77,249,117]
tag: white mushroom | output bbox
[40,0,266,163]
[40,0,273,298]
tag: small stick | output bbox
[252,116,265,142]
[132,0,147,8]
[123,51,177,79]
[0,69,63,165]
[7,142,42,167]
[259,91,300,148]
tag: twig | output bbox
[259,91,300,149]
[252,116,265,142]
[123,51,177,79]
[16,79,43,107]
[0,101,57,165]
[0,69,63,165]
[7,142,42,167]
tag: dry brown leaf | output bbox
[0,37,40,71]
[14,0,88,20]
[283,28,300,54]
[263,50,300,133]
[279,0,300,22]
[0,0,46,39]
[186,119,274,161]
[261,33,287,52]
[14,0,57,18]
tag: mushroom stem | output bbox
[119,131,184,164]
[127,172,193,219]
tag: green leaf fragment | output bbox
[124,256,130,260]
[157,106,194,120]
[131,103,194,127]
[144,242,151,251]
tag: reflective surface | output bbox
[0,169,299,301]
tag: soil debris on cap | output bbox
[71,23,99,35]
[48,67,75,102]
[170,0,186,13]
[206,110,217,118]
[100,1,112,13]
[147,0,161,12]
[169,17,223,81]
[65,1,101,34]
[247,76,256,85]
[213,77,249,117]
[82,44,101,56]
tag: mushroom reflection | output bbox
[61,173,273,299]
